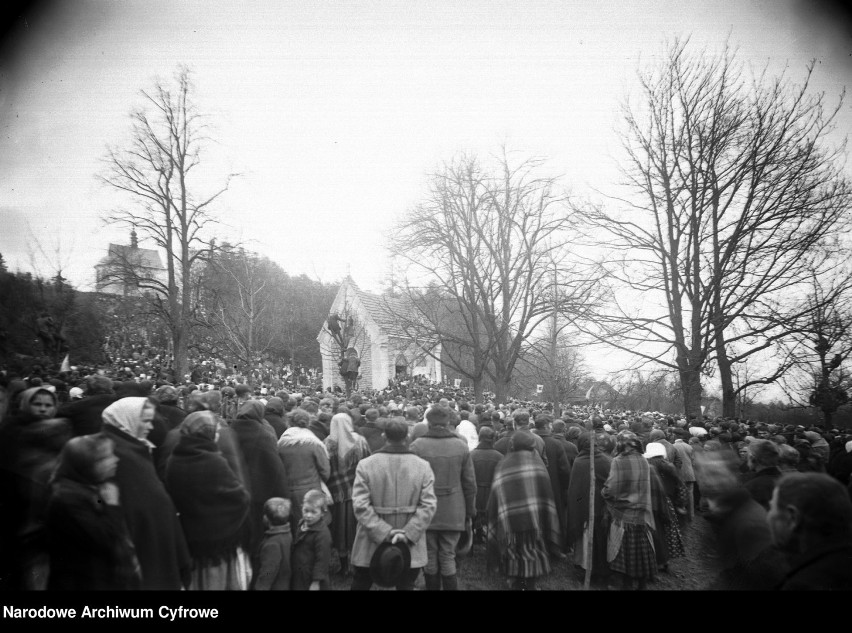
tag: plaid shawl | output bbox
[601,452,655,530]
[487,450,562,552]
[324,436,370,503]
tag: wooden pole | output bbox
[583,417,596,590]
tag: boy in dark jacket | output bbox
[252,497,293,590]
[291,490,332,590]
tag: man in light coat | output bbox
[672,431,697,521]
[350,418,437,590]
[410,404,476,590]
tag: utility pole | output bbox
[550,265,560,417]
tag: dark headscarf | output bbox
[51,434,115,486]
[615,430,643,455]
[236,399,265,423]
[180,411,218,441]
[199,390,222,415]
[265,397,285,416]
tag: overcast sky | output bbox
[1,0,851,392]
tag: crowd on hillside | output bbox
[1,362,852,591]
[63,339,324,394]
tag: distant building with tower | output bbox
[95,229,167,296]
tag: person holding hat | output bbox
[350,418,437,590]
[410,403,476,590]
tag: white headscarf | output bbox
[326,412,368,470]
[643,441,667,460]
[102,397,154,448]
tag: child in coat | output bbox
[291,490,332,590]
[252,498,292,590]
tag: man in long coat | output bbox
[410,404,476,590]
[534,414,571,547]
[350,418,437,590]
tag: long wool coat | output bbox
[164,434,250,563]
[46,476,141,591]
[103,424,191,590]
[565,448,613,546]
[231,415,291,555]
[410,427,476,531]
[350,445,437,569]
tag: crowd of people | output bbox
[1,362,852,591]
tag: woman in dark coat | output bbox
[231,399,291,559]
[566,431,612,582]
[165,411,251,590]
[46,433,141,590]
[101,396,191,590]
[644,442,686,571]
[0,386,70,590]
[264,397,288,439]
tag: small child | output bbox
[291,489,332,590]
[252,497,292,590]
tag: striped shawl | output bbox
[601,452,655,530]
[487,450,562,552]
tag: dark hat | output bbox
[369,541,411,588]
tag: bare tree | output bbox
[196,247,275,377]
[578,39,851,419]
[390,150,601,402]
[98,66,238,381]
[781,271,852,427]
[517,327,589,410]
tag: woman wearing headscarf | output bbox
[264,396,288,439]
[230,398,290,561]
[486,431,562,590]
[0,386,70,589]
[101,397,191,590]
[45,433,141,590]
[324,411,371,575]
[644,441,686,572]
[601,431,656,590]
[164,411,251,590]
[278,408,331,529]
[565,431,613,584]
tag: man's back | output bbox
[410,428,475,532]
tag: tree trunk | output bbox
[678,367,703,421]
[473,377,483,403]
[173,326,187,383]
[494,378,511,404]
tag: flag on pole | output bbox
[60,354,70,372]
